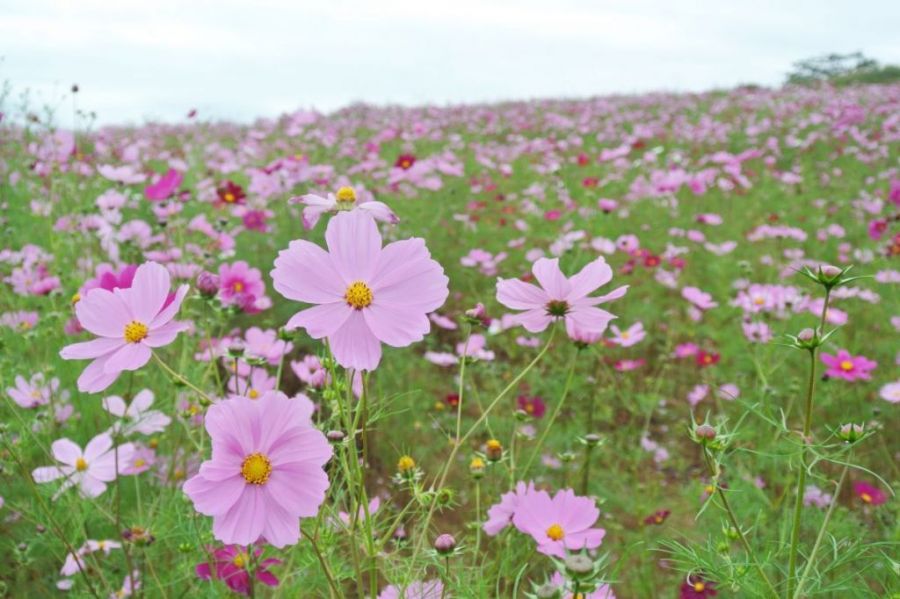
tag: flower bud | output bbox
[820,264,842,279]
[469,456,486,478]
[838,423,864,443]
[563,554,594,577]
[326,430,345,443]
[397,455,416,473]
[695,424,717,441]
[195,271,220,297]
[433,533,456,555]
[797,328,815,342]
[485,439,503,462]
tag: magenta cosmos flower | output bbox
[196,545,281,595]
[496,257,626,339]
[821,349,877,381]
[271,209,449,371]
[183,392,332,547]
[60,262,189,393]
[511,488,606,557]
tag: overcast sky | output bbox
[2,0,899,125]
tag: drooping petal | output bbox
[77,354,122,393]
[149,284,189,328]
[60,337,123,360]
[328,311,382,371]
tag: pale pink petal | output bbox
[271,240,345,304]
[183,473,245,516]
[566,306,616,335]
[285,302,352,338]
[78,475,108,498]
[582,284,629,306]
[565,257,613,301]
[358,201,399,224]
[150,284,189,328]
[32,466,66,483]
[144,320,188,348]
[213,486,266,545]
[60,337,123,360]
[130,262,171,323]
[51,439,83,465]
[325,210,381,283]
[496,278,548,310]
[363,303,430,347]
[77,354,122,393]
[532,258,571,299]
[75,289,131,337]
[83,434,113,461]
[102,395,128,417]
[102,343,151,373]
[516,308,553,333]
[328,311,382,371]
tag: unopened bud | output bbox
[797,328,815,342]
[433,533,456,555]
[485,439,503,462]
[563,554,594,577]
[195,271,220,297]
[820,264,841,279]
[838,423,864,443]
[695,424,717,441]
[326,430,345,443]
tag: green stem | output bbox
[703,449,779,598]
[793,458,850,599]
[521,347,578,478]
[404,326,557,583]
[786,289,830,598]
[152,353,213,403]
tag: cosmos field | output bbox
[0,83,898,598]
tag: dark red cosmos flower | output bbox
[669,257,687,270]
[643,255,662,268]
[643,509,671,526]
[680,576,717,598]
[582,176,599,188]
[395,154,416,170]
[516,395,546,418]
[576,153,591,166]
[445,393,460,409]
[217,180,246,205]
[696,351,720,368]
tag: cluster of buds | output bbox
[690,418,727,452]
[837,423,865,444]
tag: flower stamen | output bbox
[241,453,272,485]
[123,321,149,343]
[345,281,373,309]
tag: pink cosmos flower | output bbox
[821,349,877,381]
[512,488,606,557]
[218,261,268,313]
[682,286,718,310]
[483,481,538,536]
[294,185,398,230]
[271,209,449,371]
[879,381,900,403]
[144,168,182,201]
[60,539,121,577]
[291,355,330,388]
[7,372,58,408]
[60,262,189,393]
[102,389,171,436]
[496,257,627,338]
[608,322,645,347]
[196,545,281,595]
[32,433,134,498]
[183,392,332,547]
[378,580,443,599]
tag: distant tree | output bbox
[786,52,900,86]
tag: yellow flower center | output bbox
[240,453,272,485]
[123,320,149,344]
[345,281,373,309]
[839,360,854,371]
[861,492,872,503]
[248,388,260,399]
[705,484,715,495]
[232,552,248,569]
[335,186,357,204]
[75,457,88,471]
[134,458,146,468]
[71,292,81,304]
[224,192,235,203]
[397,455,416,472]
[98,541,106,550]
[486,439,502,452]
[546,523,565,541]
[232,281,244,292]
[694,582,706,592]
[621,331,630,339]
[753,296,765,305]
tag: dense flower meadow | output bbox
[0,83,898,598]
